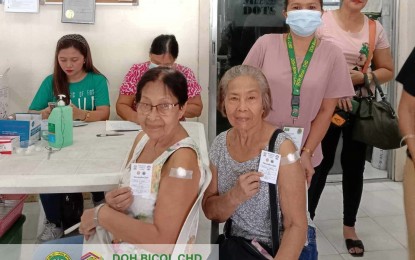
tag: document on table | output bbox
[105,120,141,132]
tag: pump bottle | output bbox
[48,94,73,148]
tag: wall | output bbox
[0,0,210,126]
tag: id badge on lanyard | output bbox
[283,126,304,151]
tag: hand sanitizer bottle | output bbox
[48,94,73,148]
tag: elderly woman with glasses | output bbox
[80,67,205,244]
[34,67,206,259]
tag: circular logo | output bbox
[46,251,72,260]
[65,10,75,19]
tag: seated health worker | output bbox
[203,65,308,259]
[28,34,110,243]
[34,67,206,259]
[116,34,203,121]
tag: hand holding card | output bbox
[231,172,263,204]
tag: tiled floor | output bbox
[21,181,408,259]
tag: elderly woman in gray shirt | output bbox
[202,65,307,259]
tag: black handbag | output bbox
[352,73,402,150]
[217,129,283,260]
[61,193,84,230]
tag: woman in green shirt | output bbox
[29,34,110,121]
[29,34,110,243]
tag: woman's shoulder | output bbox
[256,33,282,45]
[272,129,297,155]
[318,39,346,58]
[131,62,149,70]
[43,74,54,83]
[270,127,292,143]
[87,72,106,80]
[38,74,54,89]
[165,137,202,167]
[211,130,228,148]
[174,63,195,75]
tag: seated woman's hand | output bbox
[40,107,52,119]
[230,172,263,204]
[69,104,85,121]
[79,208,97,241]
[105,187,133,212]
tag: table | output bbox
[0,121,209,194]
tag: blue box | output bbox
[0,114,41,148]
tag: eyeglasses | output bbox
[137,102,179,115]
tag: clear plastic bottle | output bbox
[48,94,73,148]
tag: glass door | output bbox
[213,0,287,134]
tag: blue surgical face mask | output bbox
[148,62,158,69]
[286,10,322,37]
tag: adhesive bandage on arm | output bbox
[169,167,193,179]
[280,151,301,166]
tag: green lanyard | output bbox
[286,33,317,119]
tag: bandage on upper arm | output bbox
[169,167,193,179]
[280,151,301,166]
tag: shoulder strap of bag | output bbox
[224,129,283,256]
[362,19,376,73]
[268,128,283,256]
[370,72,387,102]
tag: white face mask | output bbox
[286,10,322,37]
[148,62,158,69]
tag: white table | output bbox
[0,121,209,194]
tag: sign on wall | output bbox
[234,0,285,27]
[62,0,95,24]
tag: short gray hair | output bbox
[218,65,272,118]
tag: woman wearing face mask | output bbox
[244,0,354,187]
[116,34,203,122]
[308,0,394,257]
[243,2,354,258]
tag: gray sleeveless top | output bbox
[209,130,289,247]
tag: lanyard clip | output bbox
[291,95,300,106]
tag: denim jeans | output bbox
[299,226,318,260]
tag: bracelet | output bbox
[94,203,106,227]
[401,134,415,147]
[301,147,314,157]
[83,111,90,121]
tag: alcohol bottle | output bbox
[48,94,73,148]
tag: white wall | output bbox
[0,0,210,127]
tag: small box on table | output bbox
[0,136,20,154]
[0,113,41,148]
